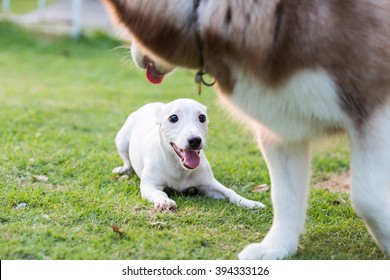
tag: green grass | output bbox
[0,22,388,260]
[1,0,55,14]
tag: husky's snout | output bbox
[130,43,175,84]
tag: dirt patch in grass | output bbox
[315,171,350,194]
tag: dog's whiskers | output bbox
[109,45,130,52]
[108,45,137,68]
[120,54,136,68]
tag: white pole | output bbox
[2,0,10,17]
[72,0,82,38]
[38,0,46,18]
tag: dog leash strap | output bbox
[195,71,202,96]
[195,70,216,94]
[193,0,216,95]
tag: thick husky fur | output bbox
[103,0,390,259]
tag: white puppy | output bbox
[113,98,264,211]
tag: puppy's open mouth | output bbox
[170,143,201,170]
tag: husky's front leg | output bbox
[239,138,311,260]
[348,106,390,256]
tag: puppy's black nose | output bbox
[188,136,202,149]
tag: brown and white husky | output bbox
[103,0,390,259]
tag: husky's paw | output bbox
[154,199,177,212]
[238,242,295,260]
[112,166,131,175]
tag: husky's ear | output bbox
[155,106,162,126]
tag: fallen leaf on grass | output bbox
[111,225,125,238]
[32,175,48,183]
[252,184,270,193]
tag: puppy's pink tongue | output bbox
[183,150,200,169]
[146,64,164,84]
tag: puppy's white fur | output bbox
[113,98,264,211]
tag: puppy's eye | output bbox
[198,114,207,123]
[168,115,179,123]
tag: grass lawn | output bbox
[1,0,55,14]
[0,22,388,260]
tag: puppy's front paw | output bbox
[154,199,177,212]
[112,166,130,175]
[238,198,265,209]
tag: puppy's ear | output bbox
[155,106,162,126]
